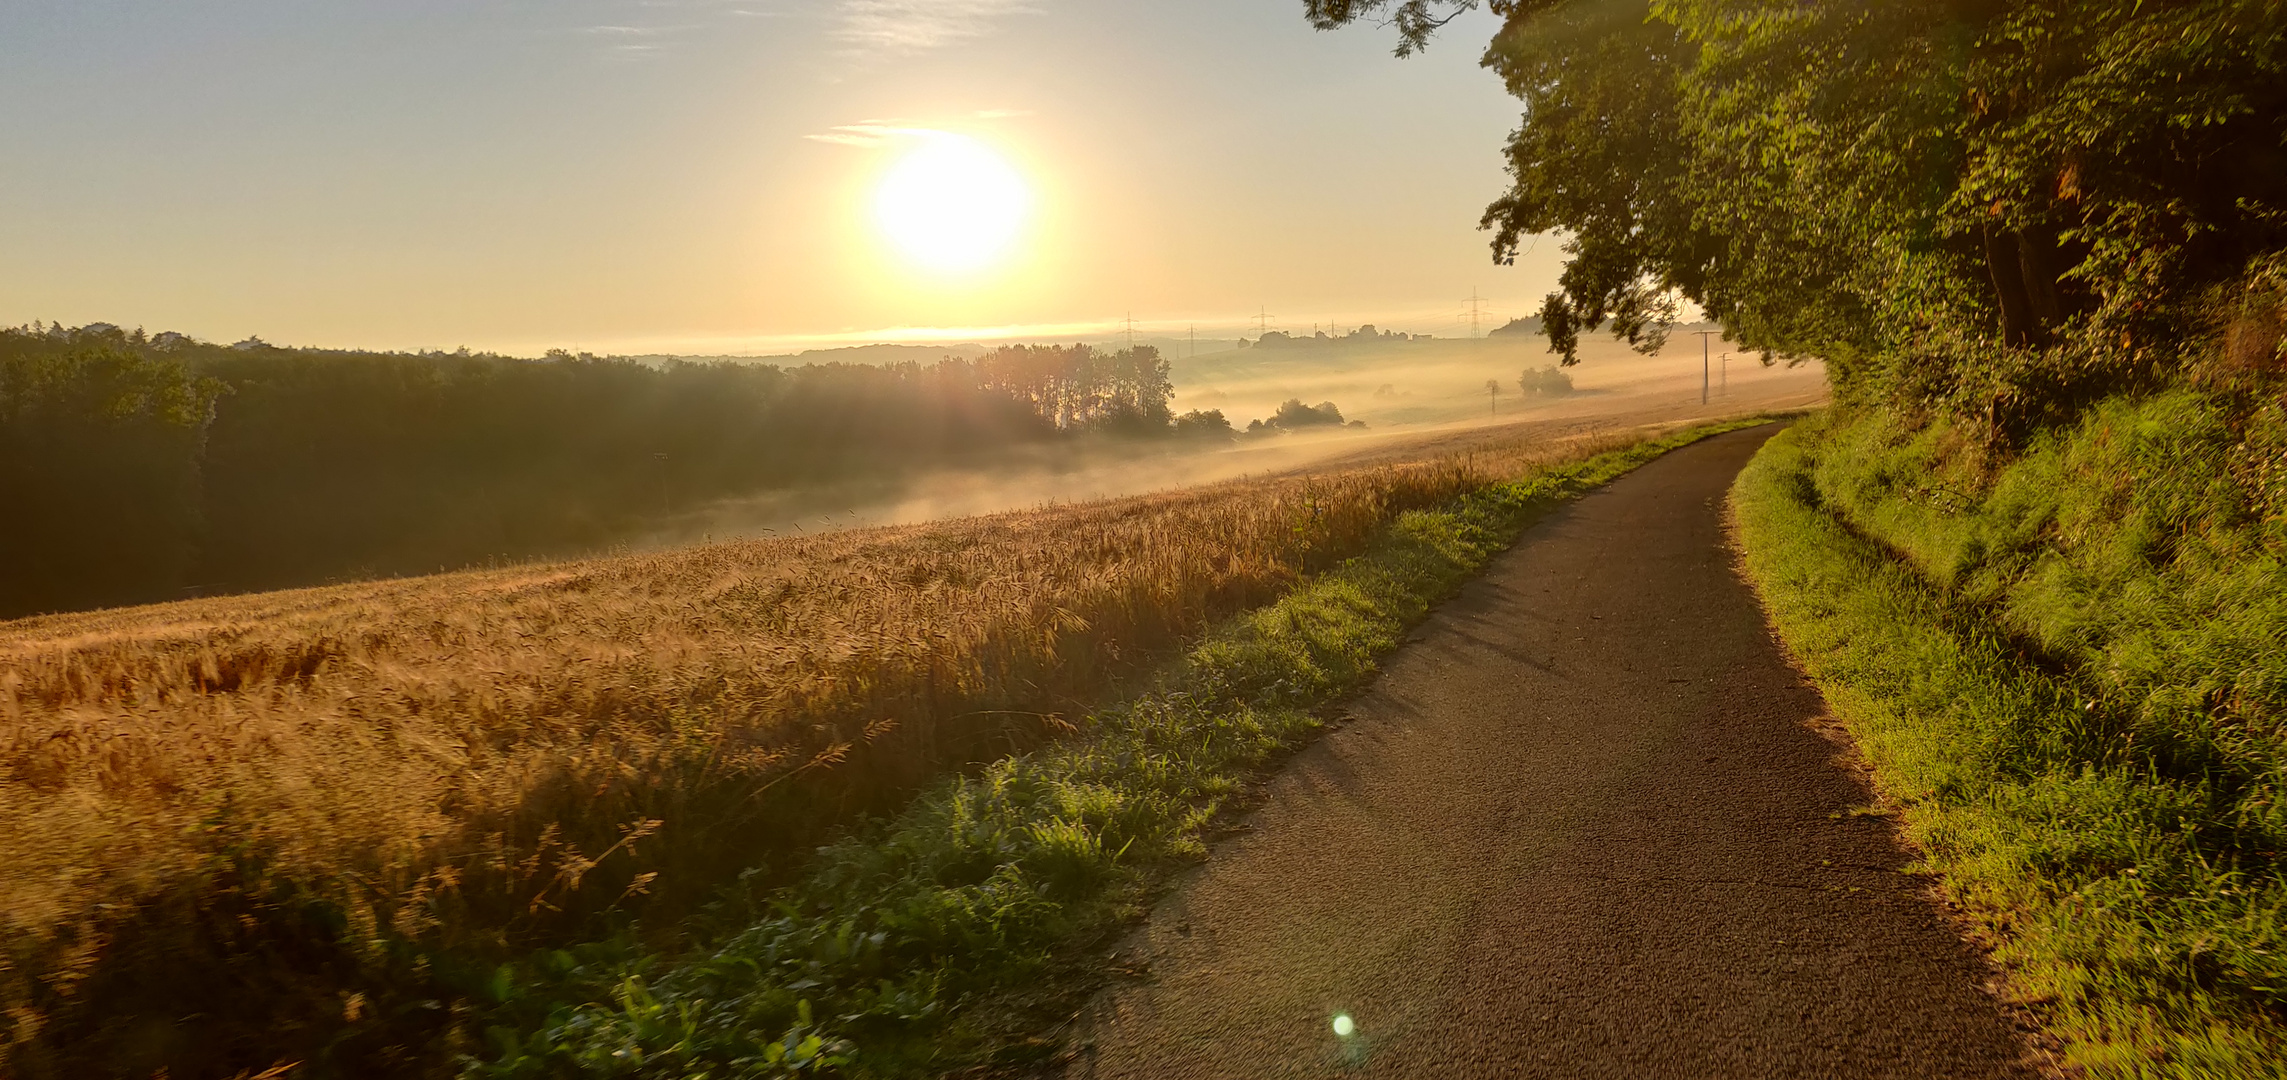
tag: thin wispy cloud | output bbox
[568,0,1025,63]
[578,23,688,54]
[570,0,785,59]
[832,0,1037,55]
[804,121,936,147]
[804,112,1025,147]
[571,21,688,59]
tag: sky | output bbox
[0,0,1568,355]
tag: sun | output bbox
[874,133,1031,274]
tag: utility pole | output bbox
[1120,311,1137,352]
[1485,378,1500,418]
[1189,324,1196,359]
[1694,328,1721,405]
[1464,287,1488,339]
[1254,306,1274,336]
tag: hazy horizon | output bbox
[0,1,1588,356]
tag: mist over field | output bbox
[638,329,1826,546]
[8,0,2284,1070]
[0,320,1822,619]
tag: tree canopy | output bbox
[1312,0,2287,426]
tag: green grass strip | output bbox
[472,418,1774,1079]
[1732,421,2287,1079]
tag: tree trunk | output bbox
[2017,224,2067,333]
[1982,224,2039,347]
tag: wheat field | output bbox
[0,420,1667,1066]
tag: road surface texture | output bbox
[1064,426,2049,1079]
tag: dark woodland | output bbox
[0,327,1220,617]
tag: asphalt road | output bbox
[1065,425,2047,1079]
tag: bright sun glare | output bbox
[874,133,1030,274]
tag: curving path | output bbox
[1064,425,2049,1079]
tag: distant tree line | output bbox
[1488,316,1543,339]
[0,325,1231,617]
[1244,324,1427,349]
[963,343,1177,433]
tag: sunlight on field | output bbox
[0,417,1703,1049]
[1170,330,1822,430]
[633,338,1827,548]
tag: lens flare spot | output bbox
[1332,1013,1356,1038]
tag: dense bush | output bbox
[1243,398,1363,435]
[1171,408,1237,440]
[1518,364,1573,398]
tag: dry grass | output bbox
[0,421,1659,1057]
[0,422,1667,1073]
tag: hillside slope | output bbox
[1734,398,2287,1075]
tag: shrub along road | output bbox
[1064,426,2049,1079]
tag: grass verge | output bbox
[472,418,1777,1078]
[1732,416,2287,1079]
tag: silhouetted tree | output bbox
[1246,399,1362,435]
[1172,408,1236,441]
[1519,364,1573,398]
